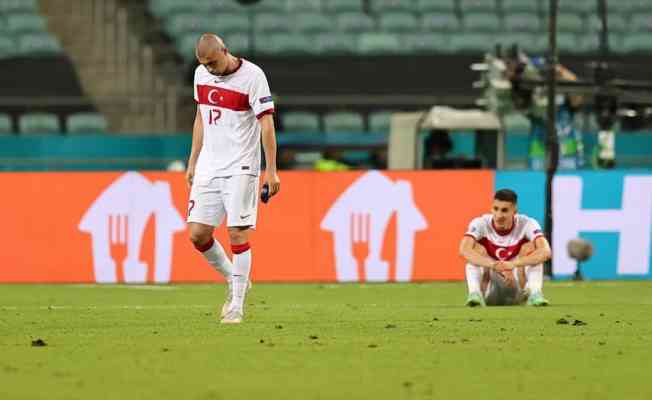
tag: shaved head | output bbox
[196,33,225,60]
[196,33,237,76]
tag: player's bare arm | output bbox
[260,113,280,197]
[499,236,552,269]
[186,106,204,188]
[459,235,501,270]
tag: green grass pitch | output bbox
[1,282,651,400]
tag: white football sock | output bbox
[525,264,544,295]
[231,248,251,312]
[465,263,483,294]
[201,239,233,281]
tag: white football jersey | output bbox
[193,59,274,179]
[465,214,544,261]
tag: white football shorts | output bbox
[187,174,259,228]
[483,269,527,306]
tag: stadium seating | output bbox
[421,13,462,32]
[370,0,415,13]
[416,0,456,14]
[282,111,321,132]
[379,12,419,33]
[502,0,539,14]
[336,12,376,33]
[0,0,39,14]
[287,0,322,13]
[323,112,365,132]
[0,113,13,134]
[403,33,451,53]
[504,13,541,33]
[5,13,48,34]
[630,15,652,32]
[368,111,393,133]
[323,0,364,14]
[18,112,61,134]
[255,33,313,55]
[463,13,501,32]
[17,33,62,55]
[358,32,402,54]
[620,33,652,53]
[459,0,497,14]
[0,35,17,58]
[313,33,358,54]
[66,113,109,134]
[587,15,628,33]
[294,13,332,33]
[254,13,290,33]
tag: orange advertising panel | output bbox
[0,170,493,283]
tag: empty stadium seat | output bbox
[18,112,61,134]
[294,13,333,33]
[416,0,456,14]
[494,32,544,53]
[504,13,541,32]
[323,112,364,132]
[148,0,196,18]
[323,0,364,13]
[358,33,402,54]
[5,13,48,34]
[224,33,251,54]
[0,0,39,14]
[287,0,322,13]
[164,14,213,37]
[368,111,393,133]
[212,0,246,13]
[250,0,287,13]
[421,13,462,32]
[282,111,320,132]
[0,113,13,134]
[535,33,577,53]
[459,0,496,13]
[621,0,652,14]
[255,33,313,55]
[336,12,376,33]
[449,33,491,52]
[370,0,415,13]
[630,14,652,32]
[587,14,628,33]
[176,33,199,61]
[559,0,595,15]
[403,33,451,53]
[212,14,250,34]
[464,13,501,32]
[554,14,585,34]
[576,34,623,53]
[17,33,62,55]
[254,13,290,33]
[0,35,17,58]
[66,112,108,134]
[379,12,419,33]
[313,33,358,54]
[621,33,652,53]
[502,0,539,14]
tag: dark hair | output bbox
[494,189,518,204]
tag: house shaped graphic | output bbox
[79,172,185,283]
[321,171,427,282]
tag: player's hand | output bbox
[496,261,516,271]
[264,170,280,197]
[499,270,516,288]
[185,164,195,189]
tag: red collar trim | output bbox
[492,217,515,236]
[222,58,243,77]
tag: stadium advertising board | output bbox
[0,170,491,283]
[496,170,652,280]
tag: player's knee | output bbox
[227,227,249,245]
[188,226,212,248]
[519,242,535,256]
